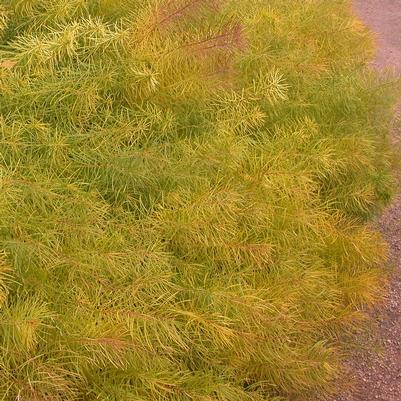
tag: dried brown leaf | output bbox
[1,60,16,70]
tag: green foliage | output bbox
[0,0,399,400]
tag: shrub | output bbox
[0,1,398,400]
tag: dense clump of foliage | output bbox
[0,0,398,400]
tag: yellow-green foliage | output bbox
[0,1,398,400]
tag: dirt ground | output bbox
[331,1,401,401]
[357,0,401,69]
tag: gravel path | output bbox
[331,1,401,401]
[357,0,401,69]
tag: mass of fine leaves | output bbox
[0,1,399,400]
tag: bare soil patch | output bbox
[331,1,401,400]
